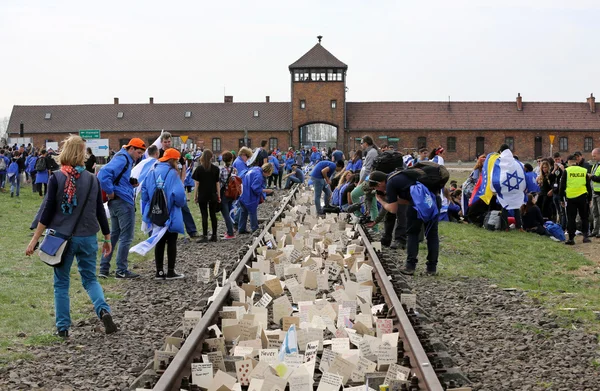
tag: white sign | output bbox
[46,142,59,152]
[86,138,110,157]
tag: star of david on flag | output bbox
[491,149,527,209]
[502,170,524,192]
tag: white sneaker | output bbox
[575,230,583,236]
[549,236,561,242]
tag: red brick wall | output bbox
[292,81,346,151]
[348,130,599,162]
[26,131,292,154]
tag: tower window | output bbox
[331,100,337,109]
[300,100,306,110]
[253,110,259,117]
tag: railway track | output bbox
[132,184,469,391]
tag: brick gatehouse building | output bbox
[7,38,600,161]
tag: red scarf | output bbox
[60,165,82,214]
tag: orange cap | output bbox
[125,138,147,150]
[159,148,181,162]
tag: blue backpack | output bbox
[410,182,439,222]
[331,187,342,206]
[544,221,565,241]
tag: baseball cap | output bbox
[368,171,388,185]
[124,138,147,150]
[159,148,181,162]
[185,153,192,160]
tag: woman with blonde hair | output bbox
[192,149,220,242]
[26,135,116,338]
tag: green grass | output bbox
[0,186,203,366]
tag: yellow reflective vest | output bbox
[565,165,588,199]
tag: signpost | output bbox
[86,139,110,157]
[180,136,189,143]
[79,129,101,139]
[549,135,555,156]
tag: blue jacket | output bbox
[285,157,295,172]
[525,171,540,193]
[311,161,337,179]
[268,155,280,175]
[310,151,321,164]
[347,159,363,172]
[233,156,249,178]
[141,162,186,234]
[240,166,265,210]
[98,149,135,205]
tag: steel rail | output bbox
[152,186,299,391]
[357,224,443,391]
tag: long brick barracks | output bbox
[7,39,600,161]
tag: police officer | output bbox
[588,148,600,238]
[560,154,593,245]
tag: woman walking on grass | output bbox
[193,149,220,242]
[25,135,116,338]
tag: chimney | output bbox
[266,96,270,103]
[149,97,154,104]
[114,97,119,105]
[224,95,233,103]
[587,93,596,113]
[516,93,522,111]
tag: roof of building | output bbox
[346,101,600,131]
[289,43,348,70]
[7,102,292,134]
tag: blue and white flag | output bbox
[278,324,298,361]
[129,224,169,256]
[491,149,526,210]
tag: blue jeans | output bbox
[181,202,198,235]
[100,198,135,274]
[10,174,20,196]
[0,173,6,189]
[220,192,235,236]
[312,177,331,215]
[54,235,110,331]
[406,198,440,272]
[239,202,258,233]
[285,176,301,189]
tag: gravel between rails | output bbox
[378,240,600,391]
[0,191,288,391]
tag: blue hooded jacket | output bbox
[268,155,280,175]
[98,148,135,205]
[240,166,266,210]
[233,156,249,178]
[141,162,186,234]
[26,156,38,173]
[310,151,321,164]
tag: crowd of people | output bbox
[9,132,600,338]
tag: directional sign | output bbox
[549,135,555,144]
[79,129,100,139]
[378,136,389,139]
[86,139,110,157]
[388,138,400,142]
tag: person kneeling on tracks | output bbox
[310,159,345,215]
[370,163,448,275]
[283,163,305,189]
[141,148,187,280]
[239,163,274,234]
[26,135,117,338]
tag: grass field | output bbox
[1,169,599,367]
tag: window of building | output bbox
[294,69,309,82]
[44,113,51,120]
[117,112,124,119]
[417,137,427,149]
[119,138,129,148]
[269,138,278,151]
[239,138,252,149]
[300,100,306,109]
[212,138,221,152]
[505,137,515,152]
[559,137,568,152]
[447,137,456,152]
[331,100,337,109]
[253,110,259,117]
[584,137,593,152]
[310,69,326,81]
[184,111,192,118]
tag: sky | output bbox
[1,0,599,125]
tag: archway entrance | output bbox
[299,123,338,150]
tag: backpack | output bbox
[0,158,6,171]
[372,150,404,174]
[483,210,502,231]
[331,186,342,206]
[544,221,566,241]
[338,183,349,207]
[224,167,243,200]
[35,157,47,172]
[148,169,172,227]
[410,182,439,222]
[402,161,449,192]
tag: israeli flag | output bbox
[129,224,169,256]
[491,149,526,210]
